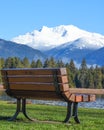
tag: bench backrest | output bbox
[1,68,70,100]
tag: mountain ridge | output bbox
[11,25,104,51]
[0,39,45,61]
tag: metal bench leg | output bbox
[72,102,80,123]
[8,98,37,121]
[22,99,36,121]
[8,98,21,121]
[64,101,72,123]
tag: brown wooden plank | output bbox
[7,75,68,84]
[9,83,56,91]
[62,91,72,101]
[81,94,96,102]
[59,68,67,75]
[70,88,104,95]
[75,95,83,102]
[67,94,76,102]
[10,90,64,100]
[69,94,86,102]
[60,76,68,83]
[8,83,69,91]
[88,95,96,101]
[8,76,55,83]
[60,84,69,91]
[2,68,67,76]
[64,93,96,102]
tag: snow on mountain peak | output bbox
[11,25,104,50]
[70,36,104,50]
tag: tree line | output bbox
[0,57,104,89]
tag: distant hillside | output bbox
[0,39,45,61]
[86,47,104,66]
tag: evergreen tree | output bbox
[74,71,81,88]
[65,60,77,88]
[43,58,49,68]
[69,59,77,87]
[69,59,77,73]
[31,60,36,68]
[47,57,56,68]
[14,57,23,68]
[0,58,5,83]
[80,58,87,71]
[93,66,102,89]
[35,59,43,68]
[22,57,30,68]
[77,58,88,88]
[4,57,10,68]
[85,69,94,88]
[56,60,65,67]
[0,58,5,69]
[4,57,15,68]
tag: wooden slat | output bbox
[70,88,104,95]
[8,76,55,83]
[88,95,96,101]
[62,91,72,101]
[8,83,69,92]
[1,68,67,76]
[75,95,83,102]
[10,90,64,100]
[60,76,68,83]
[63,90,96,102]
[9,83,55,91]
[7,75,68,84]
[69,94,96,102]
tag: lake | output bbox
[0,92,104,109]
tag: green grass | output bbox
[0,101,104,130]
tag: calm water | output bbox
[33,99,104,109]
[0,92,104,109]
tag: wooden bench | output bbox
[0,68,96,123]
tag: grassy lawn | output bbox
[0,100,104,130]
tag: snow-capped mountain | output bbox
[12,25,104,51]
[10,25,104,66]
[44,41,94,63]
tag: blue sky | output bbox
[0,0,104,40]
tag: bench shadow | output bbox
[0,116,11,120]
[0,115,71,124]
[0,116,23,121]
